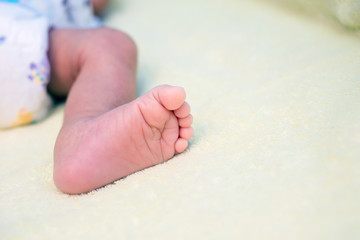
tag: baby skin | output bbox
[48,28,193,194]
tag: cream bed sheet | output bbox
[1,0,360,239]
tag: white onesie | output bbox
[0,0,100,128]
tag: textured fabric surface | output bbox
[1,0,360,239]
[263,0,360,29]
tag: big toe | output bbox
[156,85,186,110]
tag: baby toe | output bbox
[157,85,186,110]
[178,114,193,127]
[180,127,194,140]
[174,102,191,118]
[175,138,188,153]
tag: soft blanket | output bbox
[1,0,359,239]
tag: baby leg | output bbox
[49,28,193,194]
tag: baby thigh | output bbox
[47,27,137,99]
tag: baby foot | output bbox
[54,85,193,194]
